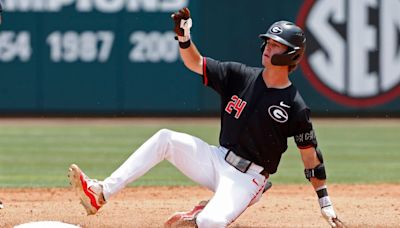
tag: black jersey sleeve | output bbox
[202,57,245,95]
[289,92,318,149]
[292,108,318,149]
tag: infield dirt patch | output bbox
[1,184,399,227]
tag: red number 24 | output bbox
[225,95,247,119]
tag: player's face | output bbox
[262,39,288,67]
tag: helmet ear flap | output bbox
[271,53,293,66]
[271,48,304,66]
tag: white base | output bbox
[14,221,80,228]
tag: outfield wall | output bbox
[0,0,399,116]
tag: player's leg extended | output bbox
[102,129,218,200]
[196,159,268,228]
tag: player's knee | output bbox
[151,129,174,158]
[155,128,173,142]
[196,214,228,228]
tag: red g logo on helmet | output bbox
[297,0,400,107]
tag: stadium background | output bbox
[0,0,398,116]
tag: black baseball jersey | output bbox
[202,57,317,174]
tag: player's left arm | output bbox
[299,147,344,228]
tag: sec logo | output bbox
[297,0,400,107]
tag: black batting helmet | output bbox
[259,21,306,66]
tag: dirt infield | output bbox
[1,184,399,228]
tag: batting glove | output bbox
[321,205,344,227]
[316,186,344,227]
[171,7,192,42]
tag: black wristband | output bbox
[179,40,191,49]
[316,187,328,198]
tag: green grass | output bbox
[0,119,399,187]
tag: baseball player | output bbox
[68,7,344,228]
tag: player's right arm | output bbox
[171,8,203,75]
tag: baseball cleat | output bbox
[164,200,208,228]
[68,164,106,215]
[263,180,272,193]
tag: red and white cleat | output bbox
[164,200,208,228]
[68,164,106,215]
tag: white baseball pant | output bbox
[102,129,268,228]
